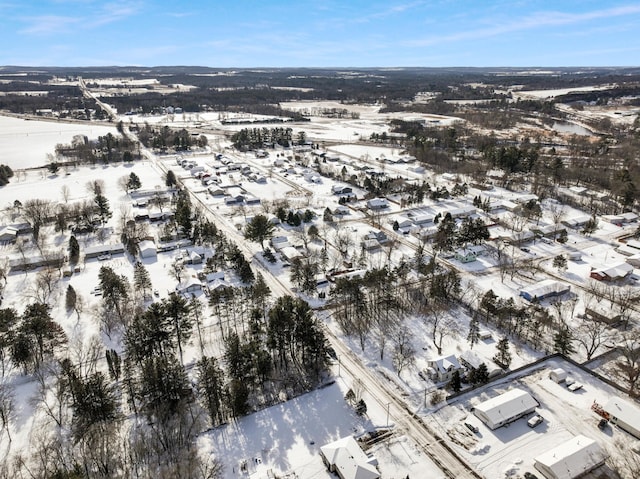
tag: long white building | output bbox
[473,388,538,430]
[534,435,606,479]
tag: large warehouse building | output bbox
[473,388,538,430]
[534,435,606,479]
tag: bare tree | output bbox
[86,179,105,196]
[423,300,458,355]
[616,333,640,396]
[393,325,416,378]
[575,319,612,361]
[23,198,53,242]
[60,184,70,203]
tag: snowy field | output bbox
[0,115,117,169]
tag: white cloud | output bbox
[407,4,640,47]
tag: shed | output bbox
[549,368,567,383]
[139,240,157,259]
[534,435,606,479]
[473,388,538,430]
[320,436,380,479]
[0,227,17,244]
[605,397,640,439]
[280,246,303,262]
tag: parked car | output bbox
[598,418,608,430]
[97,253,111,261]
[524,472,539,479]
[568,383,583,392]
[464,422,479,433]
[527,415,544,428]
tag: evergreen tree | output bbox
[163,292,192,365]
[244,214,276,250]
[451,370,462,393]
[553,326,576,356]
[197,356,227,426]
[65,285,77,312]
[165,169,177,187]
[433,213,457,253]
[467,316,480,349]
[126,172,142,191]
[105,349,121,381]
[553,254,567,271]
[473,363,490,385]
[133,262,152,298]
[493,336,512,369]
[174,190,192,237]
[94,194,112,224]
[68,235,80,264]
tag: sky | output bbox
[1,0,639,68]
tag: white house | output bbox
[534,435,606,479]
[319,436,379,479]
[473,388,538,430]
[426,355,463,382]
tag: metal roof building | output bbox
[534,435,606,479]
[473,388,538,430]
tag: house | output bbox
[176,279,203,295]
[366,198,389,210]
[333,205,350,216]
[411,213,433,225]
[319,436,380,479]
[473,388,539,430]
[244,194,261,205]
[84,243,125,260]
[9,252,65,272]
[362,239,381,251]
[605,397,640,439]
[426,354,463,382]
[602,214,624,225]
[620,212,639,223]
[280,246,303,262]
[459,350,501,378]
[365,230,388,244]
[590,262,633,281]
[455,249,477,263]
[187,250,203,265]
[270,236,291,252]
[0,227,17,244]
[562,215,592,229]
[138,240,157,259]
[519,280,570,302]
[224,195,245,205]
[332,185,353,195]
[534,435,606,479]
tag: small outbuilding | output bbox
[473,388,538,430]
[549,368,567,383]
[138,240,157,259]
[534,435,606,479]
